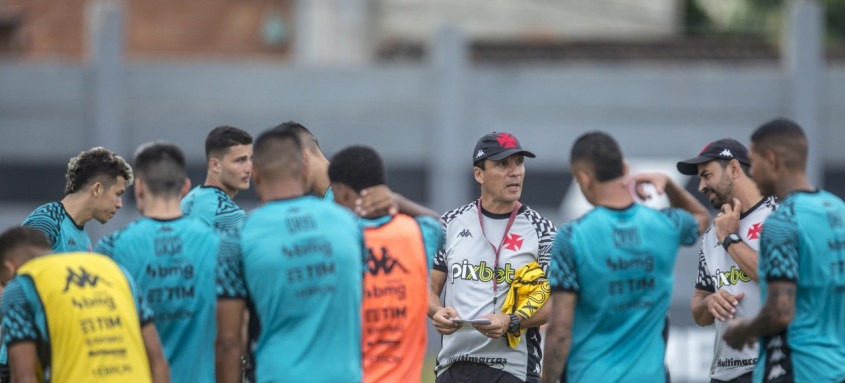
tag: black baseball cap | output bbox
[676,138,751,175]
[472,132,536,164]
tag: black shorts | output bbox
[435,362,537,383]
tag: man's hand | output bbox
[473,313,511,339]
[722,319,755,350]
[355,185,398,218]
[707,290,745,321]
[432,307,461,335]
[715,198,742,242]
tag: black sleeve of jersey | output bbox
[434,203,474,273]
[695,246,715,292]
[526,209,556,276]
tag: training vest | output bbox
[19,253,151,383]
[362,214,428,383]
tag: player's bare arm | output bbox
[723,281,795,350]
[627,172,710,235]
[7,342,38,383]
[429,269,460,335]
[714,198,759,281]
[541,292,576,383]
[355,184,439,218]
[141,323,171,383]
[216,299,246,383]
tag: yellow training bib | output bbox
[19,253,151,383]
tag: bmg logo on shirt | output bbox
[450,260,516,284]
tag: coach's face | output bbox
[219,144,253,192]
[475,154,525,210]
[92,176,126,224]
[749,143,776,197]
[696,161,734,209]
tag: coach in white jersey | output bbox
[429,132,555,383]
[677,138,777,383]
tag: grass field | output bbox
[421,355,437,382]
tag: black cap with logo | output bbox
[472,132,536,164]
[676,138,751,175]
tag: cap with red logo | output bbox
[472,132,536,164]
[676,138,751,176]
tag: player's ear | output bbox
[209,156,221,174]
[180,178,191,198]
[134,178,144,201]
[766,149,780,172]
[3,259,17,278]
[252,166,262,188]
[91,180,103,197]
[332,184,354,207]
[573,167,593,194]
[622,160,630,177]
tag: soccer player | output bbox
[0,226,169,382]
[677,138,776,383]
[216,128,365,383]
[23,147,133,252]
[430,132,556,383]
[542,131,709,383]
[95,142,223,383]
[181,125,252,236]
[328,145,444,383]
[180,126,254,381]
[723,118,845,382]
[274,121,437,217]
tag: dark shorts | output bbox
[711,371,753,383]
[435,362,538,383]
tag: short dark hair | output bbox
[205,126,253,159]
[750,118,808,171]
[133,141,187,198]
[328,146,386,192]
[570,131,625,182]
[65,147,134,195]
[715,159,752,177]
[253,128,305,179]
[272,121,322,154]
[0,226,50,263]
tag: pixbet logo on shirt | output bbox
[450,260,517,284]
[711,265,752,288]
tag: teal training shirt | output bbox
[322,186,334,202]
[181,185,245,238]
[240,196,365,383]
[95,217,221,383]
[549,204,699,383]
[22,202,91,252]
[754,190,845,383]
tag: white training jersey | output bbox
[696,196,777,381]
[433,201,555,382]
